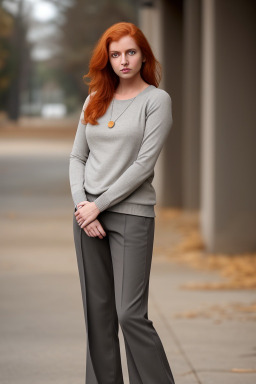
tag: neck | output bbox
[115,75,148,97]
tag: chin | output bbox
[119,73,133,79]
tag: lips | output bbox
[121,68,131,73]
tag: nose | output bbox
[121,53,128,66]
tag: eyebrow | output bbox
[109,48,137,52]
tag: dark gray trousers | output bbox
[73,210,175,384]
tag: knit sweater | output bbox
[69,84,173,217]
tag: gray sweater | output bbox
[69,85,172,217]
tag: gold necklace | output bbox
[108,96,136,128]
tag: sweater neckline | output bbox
[113,85,155,102]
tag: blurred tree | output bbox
[0,4,14,112]
[1,0,32,120]
[1,0,138,117]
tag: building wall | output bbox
[161,0,183,207]
[139,0,256,252]
[201,0,256,252]
[182,0,202,210]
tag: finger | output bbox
[77,200,88,207]
[77,203,85,208]
[91,227,103,239]
[94,226,104,239]
[90,229,99,238]
[77,203,87,209]
[95,222,106,236]
[81,216,94,229]
[83,228,90,237]
[76,213,83,222]
[97,226,106,237]
[76,211,83,219]
[75,208,84,216]
[81,220,89,229]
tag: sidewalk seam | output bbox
[150,291,203,384]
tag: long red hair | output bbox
[82,22,161,125]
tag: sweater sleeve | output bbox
[69,95,90,206]
[93,91,173,212]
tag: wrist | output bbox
[93,201,101,213]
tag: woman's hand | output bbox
[75,201,101,228]
[83,219,106,239]
[75,201,106,239]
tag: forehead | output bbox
[109,35,139,51]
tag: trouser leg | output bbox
[105,212,175,384]
[73,213,124,384]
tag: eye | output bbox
[110,52,119,58]
[128,50,136,55]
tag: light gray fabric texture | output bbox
[73,210,176,384]
[69,85,173,217]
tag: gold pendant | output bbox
[108,121,115,128]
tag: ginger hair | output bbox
[82,22,161,125]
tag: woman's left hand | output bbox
[75,202,101,228]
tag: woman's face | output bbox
[108,35,145,81]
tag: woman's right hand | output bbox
[83,218,106,239]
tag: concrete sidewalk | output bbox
[0,135,256,384]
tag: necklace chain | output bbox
[108,97,136,128]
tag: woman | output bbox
[69,22,175,384]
